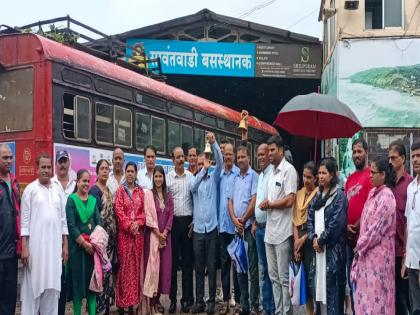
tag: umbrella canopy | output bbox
[273,93,362,140]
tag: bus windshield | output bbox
[0,67,33,132]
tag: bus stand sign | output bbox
[127,39,255,78]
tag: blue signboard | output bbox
[127,39,255,77]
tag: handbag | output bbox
[227,234,249,273]
[289,261,307,306]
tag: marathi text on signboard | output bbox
[127,39,255,78]
[126,39,321,79]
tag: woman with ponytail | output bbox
[350,156,397,314]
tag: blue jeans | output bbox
[256,226,275,315]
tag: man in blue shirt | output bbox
[190,132,223,315]
[218,141,240,314]
[228,146,259,315]
[251,144,275,315]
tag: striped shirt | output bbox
[167,169,193,216]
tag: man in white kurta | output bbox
[20,154,68,315]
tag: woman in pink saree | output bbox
[351,156,396,315]
[143,165,174,315]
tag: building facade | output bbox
[319,0,420,175]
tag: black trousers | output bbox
[170,215,194,304]
[0,258,17,315]
[194,228,218,304]
[396,257,411,315]
[408,268,420,315]
[219,232,240,303]
[58,264,67,315]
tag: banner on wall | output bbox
[126,39,322,79]
[53,143,174,184]
[337,38,420,128]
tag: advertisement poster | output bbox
[338,38,420,128]
[54,143,174,184]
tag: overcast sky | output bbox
[1,0,322,39]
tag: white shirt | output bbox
[107,172,125,200]
[137,168,153,190]
[21,180,68,298]
[166,169,193,216]
[405,176,420,269]
[265,158,297,245]
[51,175,76,211]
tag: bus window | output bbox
[95,79,132,101]
[194,128,204,151]
[135,113,151,151]
[151,116,165,154]
[254,142,259,171]
[114,106,132,148]
[247,142,253,168]
[63,93,91,142]
[168,121,180,153]
[0,67,33,132]
[143,94,167,111]
[181,125,193,153]
[95,102,113,145]
[169,103,193,119]
[75,96,91,140]
[195,112,216,127]
[226,137,235,146]
[62,68,91,89]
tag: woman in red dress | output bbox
[114,161,146,314]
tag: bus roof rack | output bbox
[0,15,164,81]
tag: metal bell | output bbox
[204,141,212,154]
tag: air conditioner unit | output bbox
[344,0,359,10]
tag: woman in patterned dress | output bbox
[114,162,146,314]
[89,159,117,315]
[351,156,396,315]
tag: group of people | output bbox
[0,131,420,315]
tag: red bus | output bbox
[0,33,278,187]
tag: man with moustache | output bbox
[403,142,420,314]
[187,146,199,176]
[51,150,76,315]
[251,144,275,315]
[388,140,412,315]
[20,153,68,315]
[107,148,125,199]
[228,146,259,315]
[344,138,372,312]
[167,147,194,313]
[0,144,21,315]
[137,145,157,190]
[190,132,223,314]
[218,142,240,315]
[260,136,297,315]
